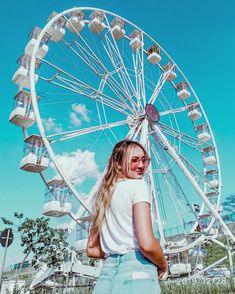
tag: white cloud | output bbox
[42,117,62,132]
[51,149,100,185]
[69,112,82,127]
[70,103,91,126]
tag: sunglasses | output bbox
[130,156,151,167]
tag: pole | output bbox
[0,229,10,291]
[152,124,235,243]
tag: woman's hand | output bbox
[157,263,168,280]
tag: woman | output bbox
[87,140,167,293]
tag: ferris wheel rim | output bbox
[27,6,224,249]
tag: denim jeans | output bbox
[92,251,161,294]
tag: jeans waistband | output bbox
[106,250,149,264]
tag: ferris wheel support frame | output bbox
[26,6,228,256]
[152,123,235,243]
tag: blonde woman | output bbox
[87,140,167,293]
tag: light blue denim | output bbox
[92,251,161,294]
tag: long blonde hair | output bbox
[91,140,148,232]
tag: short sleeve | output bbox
[131,180,151,206]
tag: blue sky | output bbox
[1,0,235,265]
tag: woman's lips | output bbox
[136,170,143,175]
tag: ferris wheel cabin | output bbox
[176,82,191,100]
[20,135,49,172]
[75,225,88,253]
[12,54,39,89]
[202,146,217,166]
[24,26,49,59]
[163,63,177,81]
[88,11,105,35]
[9,90,39,128]
[147,45,161,64]
[205,169,219,189]
[66,10,85,33]
[196,124,211,143]
[168,251,192,276]
[43,179,72,217]
[110,17,125,40]
[187,102,202,121]
[130,30,143,51]
[47,12,66,42]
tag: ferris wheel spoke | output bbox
[48,118,130,143]
[41,77,129,115]
[100,22,138,109]
[150,123,235,242]
[38,54,134,115]
[157,122,201,151]
[38,58,133,115]
[148,64,176,105]
[61,22,138,112]
[149,138,198,236]
[65,39,137,111]
[159,105,190,117]
[132,35,146,109]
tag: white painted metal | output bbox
[152,123,235,242]
[170,263,192,275]
[43,200,71,217]
[9,107,35,128]
[19,7,231,275]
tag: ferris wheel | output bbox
[10,7,235,277]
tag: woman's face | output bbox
[124,145,150,179]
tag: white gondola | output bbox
[170,263,192,275]
[205,169,219,188]
[75,226,88,253]
[12,54,39,89]
[20,135,49,172]
[47,12,66,42]
[24,27,49,58]
[187,102,202,121]
[202,146,217,166]
[147,45,161,64]
[88,11,105,35]
[176,82,190,100]
[66,10,85,33]
[169,252,192,275]
[43,179,72,217]
[110,17,125,40]
[163,63,177,81]
[196,124,211,143]
[205,191,219,199]
[130,30,143,51]
[9,90,39,128]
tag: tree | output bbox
[18,216,69,269]
[1,213,69,292]
[222,194,235,223]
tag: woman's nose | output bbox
[137,159,144,167]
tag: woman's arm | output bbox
[133,202,168,272]
[86,228,105,259]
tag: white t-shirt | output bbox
[100,179,151,257]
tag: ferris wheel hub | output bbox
[145,103,160,122]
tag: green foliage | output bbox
[1,212,69,270]
[1,217,13,226]
[222,194,235,222]
[14,212,24,219]
[203,238,230,268]
[18,216,69,269]
[160,278,235,294]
